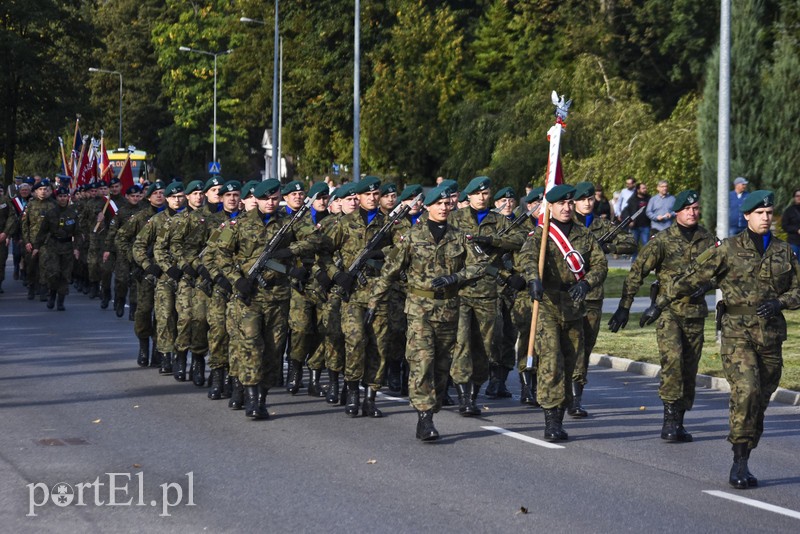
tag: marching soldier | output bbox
[0,185,19,294]
[103,184,145,317]
[97,177,124,309]
[22,179,56,301]
[609,190,716,442]
[32,187,79,310]
[653,190,800,489]
[516,184,607,441]
[371,184,487,440]
[569,182,636,417]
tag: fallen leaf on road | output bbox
[92,419,101,424]
[133,405,139,409]
[517,507,528,515]
[367,459,377,464]
[482,405,489,411]
[639,406,646,411]
[133,464,141,468]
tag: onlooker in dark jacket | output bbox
[728,176,750,236]
[622,182,651,260]
[782,187,800,258]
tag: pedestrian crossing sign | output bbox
[208,162,221,174]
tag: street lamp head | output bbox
[88,67,99,72]
[240,16,266,25]
[179,46,191,52]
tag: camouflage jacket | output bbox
[515,219,608,322]
[621,222,716,319]
[33,204,79,253]
[22,197,57,244]
[153,207,189,273]
[577,214,637,301]
[371,220,488,322]
[449,208,524,298]
[660,231,800,345]
[104,201,144,255]
[115,203,163,263]
[202,208,240,281]
[131,207,171,270]
[0,194,18,237]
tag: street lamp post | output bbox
[88,67,123,149]
[179,46,232,164]
[241,5,279,181]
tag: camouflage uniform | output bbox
[152,207,188,355]
[97,193,125,302]
[33,202,79,297]
[21,196,56,297]
[0,194,19,289]
[663,231,800,449]
[371,221,486,412]
[123,204,164,340]
[106,200,145,313]
[620,222,716,411]
[82,195,107,294]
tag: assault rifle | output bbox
[598,205,645,246]
[498,204,538,237]
[337,193,423,301]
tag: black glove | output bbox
[182,264,198,278]
[234,277,253,296]
[470,235,493,247]
[568,280,590,303]
[756,299,782,319]
[215,275,232,294]
[506,274,527,291]
[197,264,212,282]
[601,242,616,254]
[269,248,294,260]
[288,266,309,282]
[333,271,357,293]
[145,264,162,278]
[431,274,458,289]
[689,282,712,300]
[608,306,630,332]
[167,265,183,281]
[639,304,662,327]
[528,279,543,301]
[364,307,376,326]
[315,269,333,291]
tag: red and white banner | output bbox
[103,196,119,216]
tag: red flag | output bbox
[76,145,96,187]
[117,153,134,192]
[98,137,114,184]
[103,196,119,215]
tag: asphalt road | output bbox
[1,272,798,533]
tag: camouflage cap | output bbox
[740,190,774,213]
[463,176,491,195]
[545,184,576,203]
[672,189,699,212]
[493,186,516,201]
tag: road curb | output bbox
[589,353,800,406]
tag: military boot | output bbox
[173,350,188,382]
[88,282,99,299]
[27,284,35,300]
[326,370,340,404]
[191,353,206,387]
[361,386,383,418]
[245,385,269,420]
[56,294,66,311]
[46,290,57,309]
[159,352,174,375]
[114,294,126,318]
[228,377,245,410]
[469,382,481,415]
[485,365,500,399]
[556,407,569,440]
[220,368,232,399]
[386,360,402,393]
[137,338,150,367]
[207,367,224,400]
[455,383,479,417]
[287,360,303,395]
[339,380,348,406]
[496,368,512,398]
[568,382,588,418]
[308,369,326,398]
[128,302,136,321]
[441,378,455,406]
[745,449,758,487]
[400,359,410,397]
[543,408,560,441]
[675,409,693,442]
[416,410,440,441]
[519,371,539,406]
[345,381,360,417]
[244,385,259,418]
[661,402,679,441]
[729,443,750,490]
[149,340,161,368]
[100,286,111,309]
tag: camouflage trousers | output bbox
[134,274,156,340]
[206,288,230,370]
[175,280,209,354]
[573,299,603,386]
[99,251,114,293]
[383,288,408,365]
[288,290,323,366]
[406,311,457,412]
[307,295,344,372]
[154,278,178,353]
[512,293,537,373]
[41,246,74,295]
[492,291,517,371]
[655,309,705,410]
[114,257,136,306]
[87,234,106,283]
[341,300,386,389]
[25,248,41,291]
[451,295,497,385]
[227,292,289,387]
[535,304,583,409]
[0,240,8,283]
[720,338,782,449]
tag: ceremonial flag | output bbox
[98,135,114,184]
[103,196,119,215]
[12,196,26,215]
[76,137,96,187]
[117,152,134,192]
[70,119,82,178]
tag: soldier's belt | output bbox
[409,287,458,300]
[50,236,73,243]
[725,305,757,315]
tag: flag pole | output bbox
[525,201,551,367]
[58,137,71,192]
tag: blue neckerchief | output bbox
[176,206,186,213]
[367,208,379,224]
[585,213,594,228]
[476,209,489,225]
[263,213,271,225]
[286,206,294,216]
[216,203,223,212]
[228,210,239,219]
[311,207,318,224]
[410,213,421,225]
[506,213,515,221]
[155,205,166,213]
[763,232,772,251]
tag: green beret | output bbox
[220,180,242,194]
[241,180,260,198]
[380,183,398,196]
[424,184,452,207]
[440,179,458,194]
[524,186,545,203]
[672,189,700,212]
[545,184,576,203]
[398,184,423,202]
[185,180,204,195]
[573,181,595,200]
[164,181,185,197]
[458,190,468,203]
[493,186,516,201]
[331,183,357,200]
[109,177,120,185]
[281,180,305,195]
[308,181,330,199]
[253,179,281,199]
[464,176,491,195]
[126,185,143,195]
[740,190,774,213]
[55,186,70,196]
[203,176,223,193]
[146,180,166,198]
[354,175,381,194]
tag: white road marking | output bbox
[377,392,406,403]
[482,426,565,449]
[703,490,800,520]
